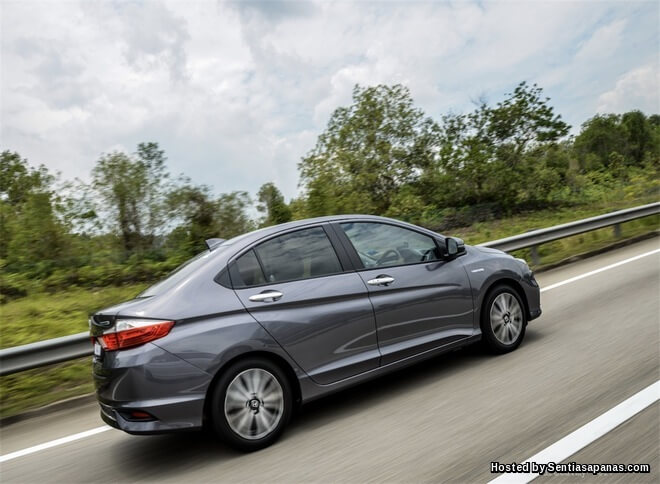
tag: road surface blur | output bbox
[1,238,658,483]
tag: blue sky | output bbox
[2,0,658,200]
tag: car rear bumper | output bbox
[93,342,211,434]
[98,395,206,434]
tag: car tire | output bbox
[210,357,293,452]
[480,284,527,354]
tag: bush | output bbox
[0,276,28,303]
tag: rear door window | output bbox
[230,226,343,287]
[256,227,343,283]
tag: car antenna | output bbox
[205,238,226,250]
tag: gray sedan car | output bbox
[90,215,541,451]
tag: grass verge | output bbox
[0,359,93,420]
[0,284,149,350]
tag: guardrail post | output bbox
[613,223,622,238]
[530,246,540,266]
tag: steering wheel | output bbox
[357,251,376,267]
[376,249,400,266]
[420,248,435,262]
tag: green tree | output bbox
[574,111,659,170]
[215,191,255,239]
[486,82,570,155]
[166,183,218,254]
[421,82,570,210]
[621,111,653,165]
[0,151,63,264]
[136,142,169,235]
[299,84,438,216]
[256,182,292,226]
[475,82,569,207]
[0,151,52,206]
[424,110,495,207]
[7,192,69,270]
[91,143,169,253]
[574,114,627,170]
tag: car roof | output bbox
[217,214,443,253]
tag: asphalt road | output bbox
[1,238,658,483]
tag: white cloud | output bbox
[1,0,658,200]
[575,19,626,62]
[597,63,660,113]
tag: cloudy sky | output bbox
[2,0,658,200]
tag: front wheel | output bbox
[481,285,527,353]
[210,358,293,452]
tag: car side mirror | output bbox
[444,237,466,259]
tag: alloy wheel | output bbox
[489,292,523,345]
[223,368,284,440]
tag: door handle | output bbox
[367,275,395,286]
[248,290,283,302]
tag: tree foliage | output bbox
[91,143,170,253]
[215,191,255,239]
[257,182,292,227]
[299,84,438,216]
[574,111,659,170]
[1,82,658,298]
[0,151,53,206]
[166,183,218,255]
[0,151,67,267]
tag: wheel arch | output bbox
[480,277,530,323]
[202,350,302,426]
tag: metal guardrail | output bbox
[480,201,659,264]
[0,333,92,376]
[1,202,658,376]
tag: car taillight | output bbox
[98,319,174,351]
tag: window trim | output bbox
[326,222,364,270]
[226,224,351,289]
[330,220,445,272]
[227,248,267,289]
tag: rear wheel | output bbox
[210,357,293,451]
[481,285,527,353]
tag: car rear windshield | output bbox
[138,246,229,297]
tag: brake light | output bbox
[127,410,155,420]
[98,319,174,351]
[129,411,152,419]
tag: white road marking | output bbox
[540,248,660,293]
[0,246,658,464]
[0,426,111,463]
[488,380,660,484]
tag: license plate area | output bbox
[93,341,103,360]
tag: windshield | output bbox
[138,247,227,297]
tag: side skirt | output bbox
[298,334,482,404]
